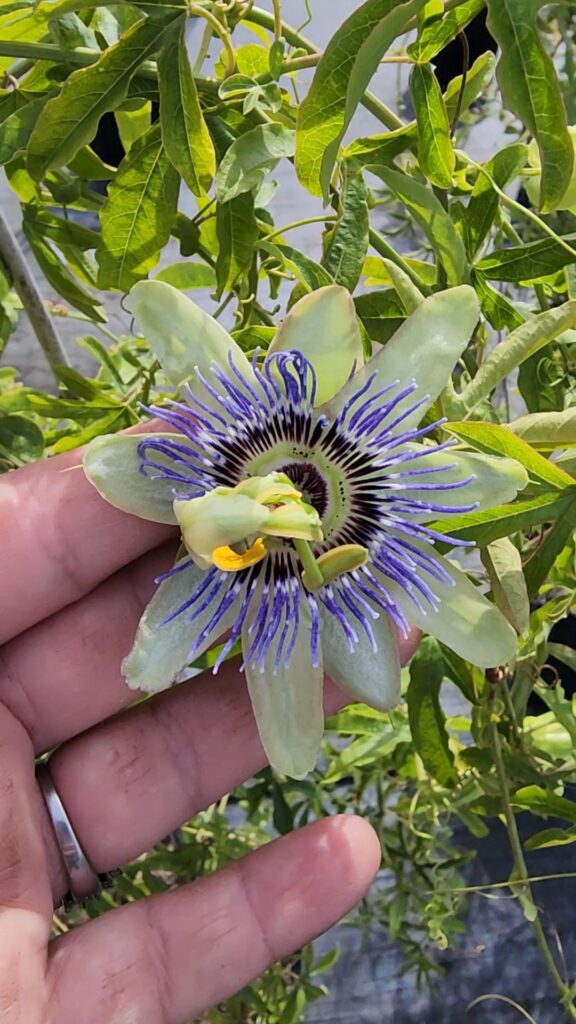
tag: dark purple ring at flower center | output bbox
[279,460,329,518]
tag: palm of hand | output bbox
[0,439,417,1023]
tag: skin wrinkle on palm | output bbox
[83,280,528,778]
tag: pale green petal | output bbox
[268,285,364,406]
[379,544,518,668]
[396,445,529,519]
[83,433,183,524]
[327,286,480,430]
[320,601,401,711]
[130,280,254,387]
[123,559,238,692]
[243,590,324,778]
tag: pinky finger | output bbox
[45,815,380,1024]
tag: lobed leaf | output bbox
[408,0,485,63]
[453,301,576,415]
[486,0,573,212]
[409,62,455,188]
[215,193,258,296]
[97,123,179,292]
[322,166,369,291]
[430,491,575,548]
[216,123,295,204]
[475,234,576,283]
[407,637,457,788]
[27,17,168,179]
[295,0,427,197]
[158,20,215,196]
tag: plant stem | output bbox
[0,210,69,377]
[489,709,576,1019]
[463,152,576,262]
[188,3,235,77]
[261,214,337,241]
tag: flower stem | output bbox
[0,210,69,378]
[489,706,576,1019]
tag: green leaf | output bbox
[323,727,410,785]
[462,144,528,257]
[326,704,400,735]
[407,636,457,788]
[510,410,576,452]
[453,301,576,416]
[523,496,576,595]
[27,18,167,179]
[154,260,216,289]
[518,347,566,416]
[0,414,44,464]
[97,122,179,292]
[409,62,454,188]
[215,192,258,296]
[22,205,99,251]
[67,144,116,180]
[381,258,425,314]
[295,0,427,197]
[444,51,496,125]
[322,166,369,291]
[475,234,576,283]
[481,538,529,636]
[158,21,215,196]
[445,421,575,490]
[0,94,51,164]
[215,123,295,204]
[231,324,275,352]
[525,827,576,851]
[259,240,334,293]
[486,0,574,212]
[23,221,106,321]
[408,0,485,62]
[372,166,467,285]
[431,491,575,548]
[115,99,151,153]
[353,289,404,344]
[362,254,437,288]
[343,123,417,168]
[512,785,576,825]
[473,274,525,331]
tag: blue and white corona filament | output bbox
[84,282,526,776]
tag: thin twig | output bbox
[0,210,69,377]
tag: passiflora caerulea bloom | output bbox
[84,282,527,777]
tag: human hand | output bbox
[0,440,419,1023]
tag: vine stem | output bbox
[0,210,69,377]
[188,3,235,77]
[489,709,576,1019]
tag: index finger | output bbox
[0,425,174,645]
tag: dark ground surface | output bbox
[310,815,576,1024]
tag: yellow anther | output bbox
[212,537,267,572]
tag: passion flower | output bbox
[84,282,526,776]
